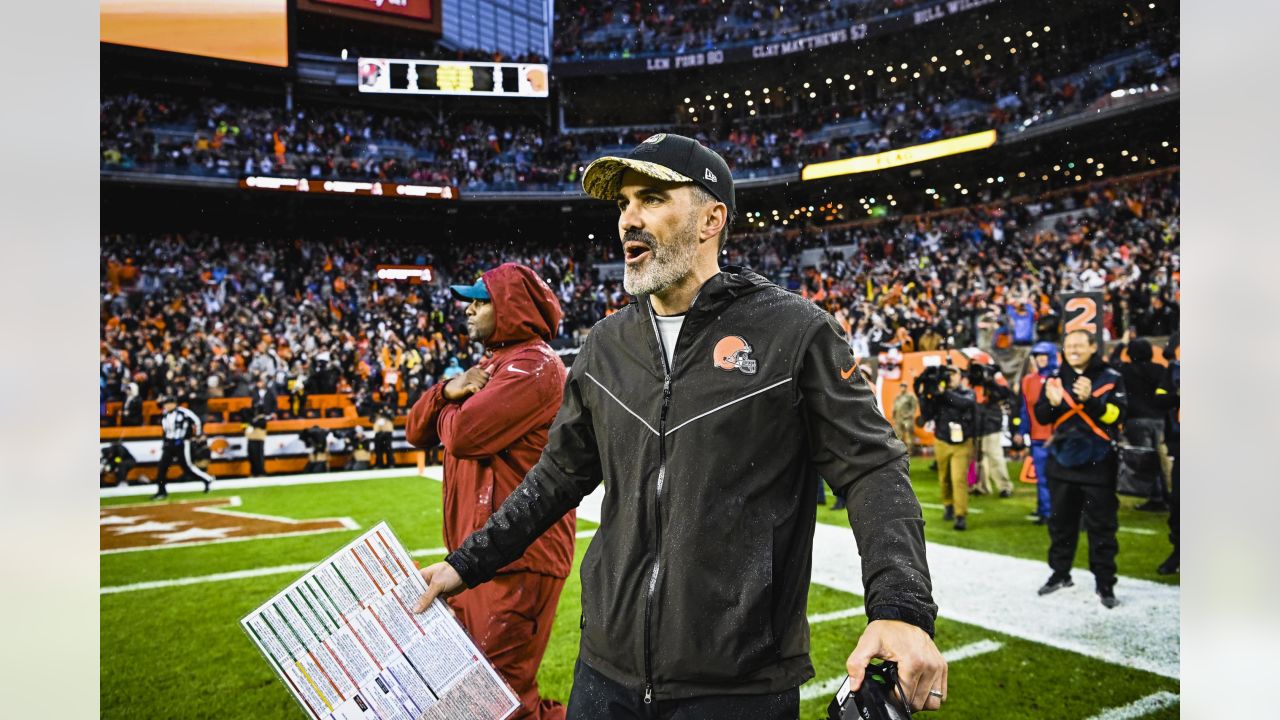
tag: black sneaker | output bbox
[1032,516,1048,526]
[942,504,955,521]
[1134,500,1169,512]
[203,478,213,493]
[953,515,967,531]
[1157,551,1179,575]
[1038,574,1073,595]
[1097,587,1119,608]
[150,491,168,501]
[999,489,1013,498]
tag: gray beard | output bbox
[623,224,699,296]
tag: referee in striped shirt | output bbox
[152,395,215,500]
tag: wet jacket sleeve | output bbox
[445,341,604,587]
[799,315,938,637]
[429,352,562,460]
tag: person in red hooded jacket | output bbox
[405,262,575,720]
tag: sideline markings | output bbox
[100,530,597,595]
[1084,691,1179,720]
[799,639,1003,701]
[100,468,418,499]
[808,606,865,624]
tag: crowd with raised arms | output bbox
[100,170,1177,424]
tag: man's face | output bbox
[465,299,496,342]
[615,172,703,296]
[163,401,178,412]
[1062,332,1096,369]
[1033,353,1050,369]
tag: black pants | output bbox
[248,439,266,477]
[1124,418,1167,502]
[1047,478,1119,589]
[565,659,799,720]
[373,433,394,468]
[155,440,213,493]
[1167,448,1180,552]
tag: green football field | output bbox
[101,460,1180,719]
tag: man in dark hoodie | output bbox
[1120,337,1171,511]
[405,263,574,720]
[413,134,944,717]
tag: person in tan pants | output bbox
[933,367,978,530]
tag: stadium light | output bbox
[747,100,753,106]
[1044,25,1051,31]
[1032,42,1039,48]
[885,65,893,71]
[809,92,817,98]
[1010,48,1017,54]
[762,88,769,94]
[744,89,751,96]
[849,84,855,90]
[900,63,908,69]
[913,72,920,78]
[709,104,716,110]
[1003,36,1011,43]
[1026,30,1033,37]
[705,94,712,100]
[726,102,733,108]
[826,78,833,84]
[984,54,992,61]
[955,49,963,55]
[939,65,947,72]
[723,92,730,98]
[1162,141,1169,147]
[843,74,850,80]
[867,69,875,75]
[930,55,938,62]
[890,77,897,83]
[803,81,811,88]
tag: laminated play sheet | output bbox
[241,521,519,720]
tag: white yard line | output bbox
[1084,691,1180,720]
[100,467,419,498]
[100,529,597,595]
[804,519,1181,680]
[917,502,985,514]
[1118,527,1158,536]
[807,606,865,624]
[799,639,1004,701]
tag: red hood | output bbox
[481,263,562,347]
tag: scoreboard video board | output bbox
[358,58,549,98]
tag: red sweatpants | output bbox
[449,571,567,720]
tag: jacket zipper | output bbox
[643,303,680,704]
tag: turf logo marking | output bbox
[100,496,358,552]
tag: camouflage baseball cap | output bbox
[581,133,735,215]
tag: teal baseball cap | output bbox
[449,277,491,302]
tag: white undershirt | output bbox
[654,313,685,369]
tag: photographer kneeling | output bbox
[916,364,978,530]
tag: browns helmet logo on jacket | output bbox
[712,335,757,375]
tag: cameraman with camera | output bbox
[970,363,1016,498]
[299,425,332,474]
[1034,330,1127,608]
[916,363,978,530]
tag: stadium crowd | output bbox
[101,23,1176,189]
[100,169,1178,424]
[553,0,894,60]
